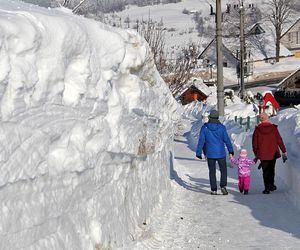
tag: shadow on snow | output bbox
[170,136,300,240]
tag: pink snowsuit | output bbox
[230,156,256,192]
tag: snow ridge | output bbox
[0,1,178,249]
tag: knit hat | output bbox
[209,110,219,119]
[240,149,247,158]
[259,113,269,122]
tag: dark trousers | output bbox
[261,159,276,191]
[207,158,227,191]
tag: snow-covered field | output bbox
[116,0,210,50]
[115,0,300,83]
[116,0,271,47]
[0,1,178,249]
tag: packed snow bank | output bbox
[0,1,178,249]
[260,109,300,206]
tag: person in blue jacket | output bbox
[196,109,234,195]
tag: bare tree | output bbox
[137,18,200,96]
[72,0,89,13]
[138,19,167,74]
[62,0,70,6]
[165,44,201,96]
[264,0,294,62]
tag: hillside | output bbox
[110,0,300,85]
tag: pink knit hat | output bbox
[240,149,247,158]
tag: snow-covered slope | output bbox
[0,0,178,249]
[113,0,300,85]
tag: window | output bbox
[292,32,297,44]
[289,31,300,44]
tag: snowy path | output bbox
[132,130,300,249]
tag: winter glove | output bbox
[258,162,262,170]
[229,152,234,156]
[196,155,202,160]
[282,153,287,163]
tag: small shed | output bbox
[259,92,280,116]
[179,79,212,105]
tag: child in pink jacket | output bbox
[230,149,257,195]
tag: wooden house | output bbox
[280,18,300,57]
[179,78,212,105]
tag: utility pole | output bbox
[239,2,245,99]
[216,0,224,116]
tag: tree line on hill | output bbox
[21,0,182,14]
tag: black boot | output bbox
[221,187,228,195]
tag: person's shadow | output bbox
[173,157,300,240]
[226,166,300,239]
[169,151,211,195]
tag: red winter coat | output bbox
[252,122,286,160]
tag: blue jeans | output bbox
[207,158,227,191]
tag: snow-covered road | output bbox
[131,123,300,250]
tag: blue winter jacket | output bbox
[196,121,233,159]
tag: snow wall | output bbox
[0,1,178,249]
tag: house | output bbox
[198,23,293,71]
[179,78,212,105]
[274,68,300,106]
[226,23,292,62]
[198,38,238,69]
[277,68,300,90]
[280,18,300,57]
[247,23,265,36]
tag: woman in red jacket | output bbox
[252,113,287,194]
